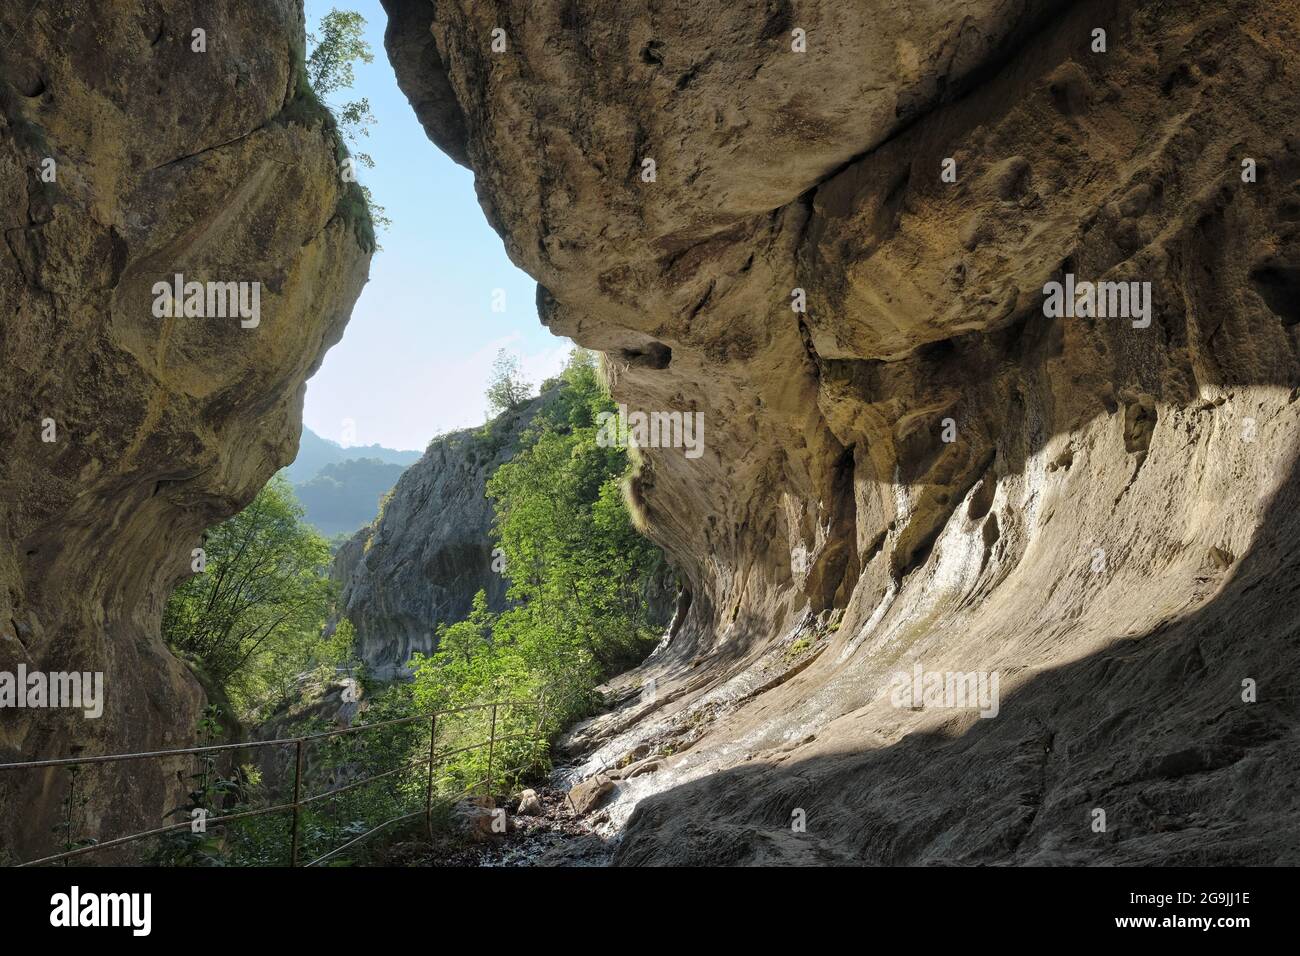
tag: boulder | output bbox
[565,775,616,816]
[516,789,544,816]
[450,796,508,842]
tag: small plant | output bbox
[485,349,534,415]
[785,636,814,662]
[306,8,389,237]
[147,706,249,866]
[51,764,96,863]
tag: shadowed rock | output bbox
[384,0,1300,863]
[0,1,371,858]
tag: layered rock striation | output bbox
[0,1,371,859]
[383,0,1300,863]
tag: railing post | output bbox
[485,703,498,798]
[288,738,304,867]
[424,713,437,839]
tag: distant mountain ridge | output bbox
[283,427,421,485]
[284,428,422,537]
[294,458,409,538]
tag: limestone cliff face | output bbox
[0,1,370,858]
[333,396,549,680]
[385,0,1300,864]
[334,387,679,681]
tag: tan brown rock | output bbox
[516,788,543,816]
[450,795,507,841]
[0,1,371,859]
[385,0,1300,864]
[565,774,616,816]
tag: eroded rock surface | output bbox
[385,0,1300,864]
[332,394,551,680]
[0,1,371,859]
[333,385,677,680]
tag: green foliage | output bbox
[335,175,384,253]
[307,13,371,106]
[412,348,667,788]
[785,635,814,662]
[255,685,430,866]
[163,477,350,722]
[135,693,427,867]
[278,8,386,249]
[147,706,253,867]
[305,9,376,168]
[52,765,95,862]
[375,487,396,524]
[151,348,667,863]
[485,349,534,416]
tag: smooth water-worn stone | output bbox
[384,0,1300,864]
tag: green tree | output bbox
[307,9,375,165]
[163,476,345,717]
[414,350,667,756]
[485,349,534,416]
[305,8,389,232]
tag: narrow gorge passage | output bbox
[1,0,1298,909]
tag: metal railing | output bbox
[0,695,547,867]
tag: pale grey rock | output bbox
[332,395,551,680]
[516,788,543,816]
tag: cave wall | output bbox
[0,1,371,860]
[383,0,1300,863]
[1,0,1295,866]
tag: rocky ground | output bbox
[380,0,1300,865]
[381,787,613,867]
[6,0,1300,867]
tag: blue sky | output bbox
[302,0,571,452]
